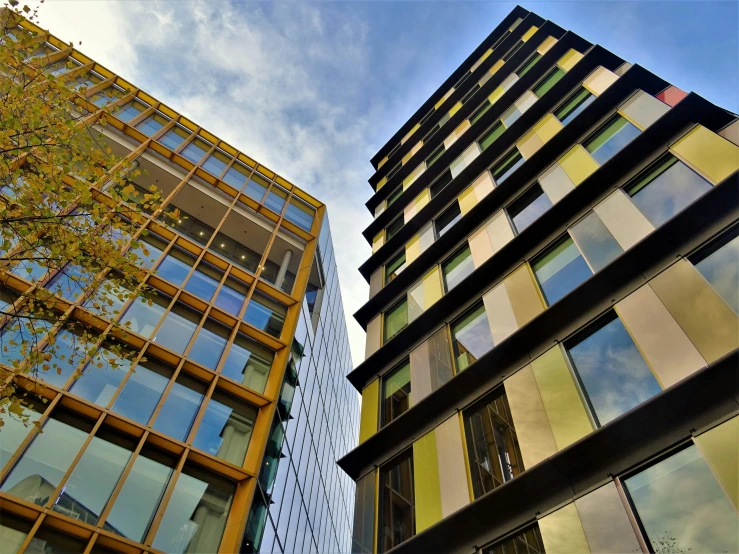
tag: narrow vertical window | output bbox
[379,451,415,552]
[382,361,411,426]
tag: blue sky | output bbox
[41,1,738,364]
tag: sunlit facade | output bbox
[343,6,738,554]
[0,12,358,554]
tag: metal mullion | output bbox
[219,150,237,180]
[141,447,189,547]
[614,477,650,554]
[184,372,218,445]
[150,117,177,143]
[81,532,97,554]
[15,512,46,554]
[179,303,215,361]
[219,476,257,554]
[173,126,201,155]
[144,355,186,429]
[125,105,155,130]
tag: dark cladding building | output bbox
[341,6,738,554]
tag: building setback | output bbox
[0,11,358,554]
[342,6,738,554]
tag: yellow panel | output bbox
[435,89,453,110]
[459,170,495,215]
[402,163,425,190]
[616,284,706,388]
[483,280,519,344]
[521,25,539,42]
[405,223,435,265]
[372,231,385,254]
[404,188,431,223]
[369,269,383,299]
[535,113,564,143]
[695,416,739,509]
[402,122,421,145]
[365,316,382,360]
[539,163,575,203]
[435,416,470,517]
[488,86,505,106]
[449,101,463,117]
[377,176,387,191]
[537,36,558,55]
[470,49,493,73]
[531,346,593,450]
[450,143,480,179]
[557,49,584,71]
[413,431,443,532]
[593,189,654,250]
[469,226,495,269]
[402,149,413,166]
[575,482,641,554]
[505,366,558,468]
[459,185,479,215]
[408,267,443,322]
[618,90,670,131]
[489,59,505,76]
[539,503,591,554]
[650,260,739,363]
[583,66,619,96]
[671,124,739,184]
[487,209,515,252]
[358,379,379,443]
[517,129,544,160]
[559,144,599,185]
[506,264,546,327]
[378,156,388,170]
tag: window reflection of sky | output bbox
[694,234,739,313]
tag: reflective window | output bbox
[153,302,201,354]
[152,464,235,554]
[39,328,88,388]
[265,187,287,214]
[626,155,712,227]
[460,84,480,105]
[384,299,408,342]
[69,341,132,407]
[46,263,95,302]
[244,292,285,337]
[159,125,192,151]
[115,100,148,123]
[222,161,251,189]
[220,333,273,393]
[569,212,624,272]
[508,184,552,233]
[379,451,415,553]
[691,228,739,313]
[516,52,541,77]
[84,273,133,319]
[91,85,124,107]
[502,40,524,62]
[492,148,524,184]
[501,104,522,128]
[285,199,315,231]
[435,201,462,237]
[0,317,53,368]
[387,186,403,206]
[0,397,42,471]
[584,115,641,165]
[532,67,565,98]
[214,277,247,316]
[426,144,445,169]
[382,361,411,426]
[567,312,661,425]
[470,100,493,126]
[155,246,196,286]
[385,252,406,284]
[483,524,545,554]
[243,174,269,203]
[532,236,592,305]
[152,373,206,442]
[120,291,169,338]
[554,87,595,125]
[451,303,493,371]
[183,261,222,302]
[129,232,168,269]
[202,150,231,177]
[479,121,505,151]
[187,318,229,370]
[464,388,523,498]
[192,390,257,465]
[136,113,169,137]
[443,245,474,291]
[112,359,172,425]
[386,216,404,241]
[180,138,211,164]
[624,445,738,554]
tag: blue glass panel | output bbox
[187,323,227,370]
[586,118,641,165]
[155,254,192,287]
[214,282,245,316]
[152,377,204,442]
[69,343,131,407]
[694,234,739,313]
[112,361,170,425]
[46,264,94,301]
[184,266,221,302]
[533,237,592,305]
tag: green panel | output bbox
[585,115,629,153]
[479,122,505,151]
[533,68,565,98]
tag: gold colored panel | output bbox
[500,73,519,92]
[535,113,564,143]
[695,416,739,509]
[403,188,431,223]
[358,379,379,443]
[583,66,619,96]
[559,145,599,185]
[615,62,633,76]
[531,346,593,450]
[671,124,739,184]
[616,284,706,388]
[517,129,544,160]
[459,185,479,216]
[650,260,739,363]
[435,89,453,110]
[539,503,591,554]
[557,49,584,71]
[413,431,443,532]
[469,225,495,269]
[575,482,641,554]
[483,280,519,344]
[401,149,413,166]
[409,327,454,405]
[506,264,546,327]
[719,120,739,147]
[377,156,388,170]
[515,90,538,114]
[377,176,387,191]
[372,231,385,254]
[486,209,515,252]
[619,90,670,131]
[489,59,505,76]
[470,49,493,72]
[408,267,443,322]
[537,36,558,55]
[521,26,539,42]
[449,101,463,117]
[593,189,655,250]
[369,268,383,299]
[504,365,558,469]
[401,122,420,145]
[365,316,382,360]
[539,163,576,203]
[460,171,495,216]
[435,416,470,516]
[402,163,425,190]
[489,86,506,106]
[405,223,435,265]
[451,143,481,179]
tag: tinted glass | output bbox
[585,116,641,165]
[0,400,42,471]
[385,252,406,284]
[509,185,552,233]
[443,246,474,291]
[386,216,404,241]
[120,292,169,338]
[692,231,739,313]
[382,362,410,426]
[384,300,407,342]
[112,360,171,425]
[192,392,257,465]
[136,114,168,137]
[516,52,541,76]
[214,280,246,315]
[183,262,222,302]
[435,202,462,237]
[39,329,86,387]
[46,264,94,302]
[220,334,272,393]
[379,452,414,553]
[203,152,230,177]
[569,212,624,272]
[187,319,229,370]
[222,162,250,188]
[426,145,445,168]
[492,149,524,184]
[155,249,194,286]
[153,303,200,354]
[160,126,191,151]
[533,237,592,305]
[532,68,565,98]
[451,303,493,370]
[470,101,492,126]
[152,375,205,442]
[555,88,594,125]
[479,122,505,151]
[181,139,210,164]
[244,295,285,337]
[70,343,131,407]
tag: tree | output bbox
[0,4,164,425]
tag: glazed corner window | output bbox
[554,87,595,125]
[469,100,492,126]
[136,112,170,137]
[159,124,192,151]
[508,184,552,233]
[491,148,525,184]
[442,245,473,291]
[532,236,592,306]
[516,52,541,77]
[385,251,406,284]
[464,388,523,498]
[532,67,565,98]
[386,215,404,241]
[115,99,149,123]
[584,114,641,164]
[625,154,712,227]
[382,361,411,426]
[425,144,445,168]
[479,121,505,152]
[379,451,415,553]
[384,299,408,342]
[435,201,462,238]
[566,311,661,425]
[451,302,494,371]
[690,227,739,313]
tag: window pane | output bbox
[492,149,524,184]
[244,293,285,337]
[46,263,95,302]
[285,200,315,231]
[387,186,403,206]
[265,188,287,213]
[222,162,250,189]
[180,139,210,164]
[383,362,411,426]
[435,202,462,237]
[153,302,201,354]
[479,122,505,151]
[464,389,523,498]
[69,342,132,407]
[115,100,147,123]
[624,445,738,554]
[627,156,712,227]
[192,391,257,466]
[567,313,661,425]
[516,52,541,77]
[39,328,90,388]
[112,359,172,425]
[585,116,641,164]
[533,237,592,305]
[569,212,624,272]
[155,247,195,286]
[469,101,492,125]
[184,262,222,302]
[220,333,272,393]
[443,246,474,291]
[136,114,169,137]
[152,465,235,554]
[482,524,545,554]
[0,398,42,471]
[426,145,445,168]
[386,217,404,241]
[160,125,191,151]
[501,105,522,128]
[385,252,406,284]
[187,318,229,370]
[508,185,552,233]
[0,317,53,369]
[244,174,269,202]
[27,526,87,554]
[214,278,246,316]
[84,274,133,319]
[91,86,123,107]
[692,231,739,313]
[379,451,414,553]
[120,292,169,338]
[202,151,231,177]
[555,88,594,125]
[532,68,565,98]
[451,303,493,370]
[129,232,167,269]
[152,374,205,442]
[384,300,407,342]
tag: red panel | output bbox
[657,86,688,107]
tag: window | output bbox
[0,396,42,471]
[454,71,471,89]
[152,372,206,441]
[136,113,169,136]
[460,84,481,105]
[84,273,133,319]
[220,332,273,393]
[569,211,624,272]
[244,292,286,337]
[532,236,592,305]
[482,524,545,554]
[264,186,287,214]
[112,359,172,425]
[129,231,167,268]
[379,451,415,552]
[625,155,712,227]
[159,124,191,151]
[387,162,402,180]
[469,100,492,125]
[382,361,411,426]
[386,186,403,207]
[479,121,505,152]
[501,104,522,128]
[425,144,445,168]
[120,291,169,338]
[69,341,132,407]
[491,31,510,51]
[451,302,494,370]
[155,246,195,286]
[422,124,441,144]
[554,87,594,125]
[214,277,247,316]
[115,100,148,123]
[419,108,435,127]
[243,173,269,202]
[386,216,404,241]
[192,390,257,465]
[39,327,89,388]
[690,227,739,313]
[46,263,95,302]
[508,184,552,233]
[464,388,523,498]
[624,445,738,554]
[584,115,641,164]
[429,170,453,198]
[435,201,462,237]
[285,198,315,231]
[532,67,565,98]
[0,512,34,553]
[202,150,231,177]
[502,40,524,62]
[442,245,474,291]
[91,85,124,107]
[491,148,525,184]
[222,161,251,189]
[180,138,211,164]
[384,299,408,342]
[385,252,406,284]
[187,318,229,370]
[566,312,661,425]
[184,261,222,302]
[516,52,541,77]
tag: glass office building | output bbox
[0,11,358,554]
[342,6,738,554]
